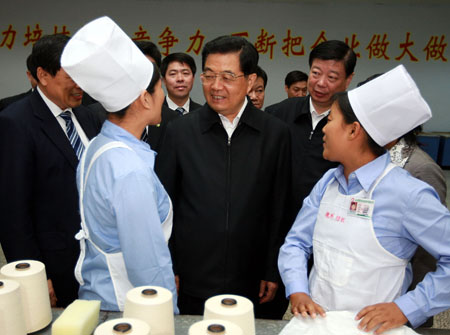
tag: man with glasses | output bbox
[156,35,291,318]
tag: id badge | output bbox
[348,198,375,220]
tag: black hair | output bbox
[109,63,161,118]
[356,73,383,87]
[256,66,268,88]
[309,40,356,78]
[285,70,308,87]
[332,92,386,157]
[202,35,259,76]
[160,52,197,77]
[26,53,37,81]
[30,34,70,81]
[135,41,162,68]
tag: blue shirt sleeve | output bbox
[393,182,450,327]
[278,169,335,298]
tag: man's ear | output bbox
[246,73,257,94]
[36,67,48,86]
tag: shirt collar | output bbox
[334,152,391,193]
[166,96,190,112]
[217,98,247,126]
[37,85,72,117]
[309,99,329,122]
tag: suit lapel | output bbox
[30,91,79,170]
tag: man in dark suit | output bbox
[156,36,291,318]
[0,34,102,307]
[270,40,356,224]
[161,52,202,115]
[0,54,38,112]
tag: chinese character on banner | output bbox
[158,26,179,56]
[132,25,150,41]
[310,30,327,50]
[345,34,361,58]
[53,25,70,36]
[186,29,205,55]
[0,25,17,50]
[281,29,305,57]
[423,35,447,62]
[232,32,249,38]
[23,24,43,46]
[254,28,277,59]
[366,34,390,60]
[395,32,418,62]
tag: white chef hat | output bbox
[348,65,431,146]
[61,16,153,112]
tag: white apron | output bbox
[309,163,408,312]
[74,140,173,311]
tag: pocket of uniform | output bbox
[313,240,353,287]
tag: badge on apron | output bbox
[348,198,375,220]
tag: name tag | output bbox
[348,198,375,220]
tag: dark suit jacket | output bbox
[270,96,338,226]
[0,89,32,112]
[155,102,291,303]
[0,90,102,307]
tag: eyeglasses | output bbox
[200,71,245,85]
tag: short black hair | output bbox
[30,34,70,81]
[135,41,162,68]
[285,70,308,87]
[309,40,357,78]
[256,66,268,88]
[332,92,385,157]
[26,53,37,81]
[160,52,197,77]
[202,35,258,76]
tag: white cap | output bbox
[348,65,432,146]
[61,16,153,112]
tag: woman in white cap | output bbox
[278,65,450,334]
[61,17,178,312]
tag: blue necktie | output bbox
[176,107,186,115]
[60,111,84,160]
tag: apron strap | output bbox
[75,140,133,286]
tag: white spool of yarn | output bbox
[0,279,27,335]
[0,260,52,333]
[123,286,174,335]
[94,318,150,335]
[204,294,255,335]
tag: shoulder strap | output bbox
[79,140,133,236]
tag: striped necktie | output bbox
[60,111,84,160]
[176,107,186,115]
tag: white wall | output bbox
[0,0,449,131]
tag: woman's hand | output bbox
[356,302,407,334]
[290,292,326,318]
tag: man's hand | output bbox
[175,275,180,295]
[290,292,326,318]
[47,279,57,307]
[355,302,408,334]
[259,280,278,304]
